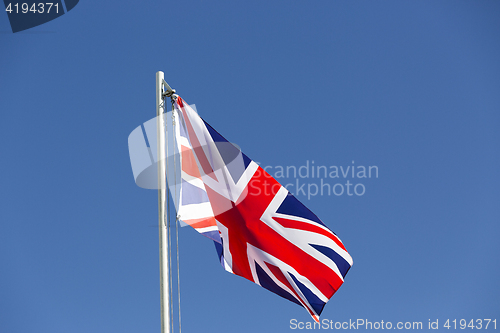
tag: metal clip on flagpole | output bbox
[156,71,174,333]
[162,79,178,101]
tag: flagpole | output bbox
[156,71,170,333]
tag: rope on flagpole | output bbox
[162,80,181,333]
[172,100,182,333]
[164,93,174,333]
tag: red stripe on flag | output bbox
[183,217,217,229]
[181,145,202,178]
[179,105,217,181]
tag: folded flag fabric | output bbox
[173,96,352,321]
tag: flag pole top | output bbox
[157,72,178,104]
[161,79,178,101]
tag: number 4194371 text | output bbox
[5,3,59,14]
[443,319,496,330]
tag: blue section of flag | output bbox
[289,273,326,315]
[204,119,251,183]
[203,119,251,169]
[200,230,221,243]
[204,120,227,143]
[242,153,252,169]
[181,179,210,205]
[214,241,224,266]
[255,263,302,307]
[310,244,351,278]
[276,193,325,227]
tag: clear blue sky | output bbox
[1,1,499,332]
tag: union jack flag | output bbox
[173,97,352,321]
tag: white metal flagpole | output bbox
[156,71,170,333]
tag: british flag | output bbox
[173,96,352,321]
